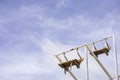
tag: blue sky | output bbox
[0,0,120,80]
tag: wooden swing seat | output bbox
[93,47,111,57]
[58,58,84,71]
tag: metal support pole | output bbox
[112,34,119,80]
[85,45,113,80]
[68,70,77,80]
[85,46,89,80]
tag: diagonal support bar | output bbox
[85,45,113,80]
[68,70,77,80]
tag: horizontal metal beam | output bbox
[55,44,86,56]
[55,34,113,57]
[87,35,113,45]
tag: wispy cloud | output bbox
[56,0,66,8]
[0,0,120,80]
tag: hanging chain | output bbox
[63,52,69,61]
[93,42,97,51]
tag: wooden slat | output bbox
[58,58,84,71]
[93,47,111,57]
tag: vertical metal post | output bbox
[113,34,119,80]
[85,45,113,80]
[85,46,89,80]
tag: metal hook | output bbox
[76,48,82,59]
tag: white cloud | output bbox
[0,3,120,80]
[40,38,72,68]
[56,0,66,8]
[0,54,40,74]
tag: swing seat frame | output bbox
[58,58,84,71]
[93,47,111,57]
